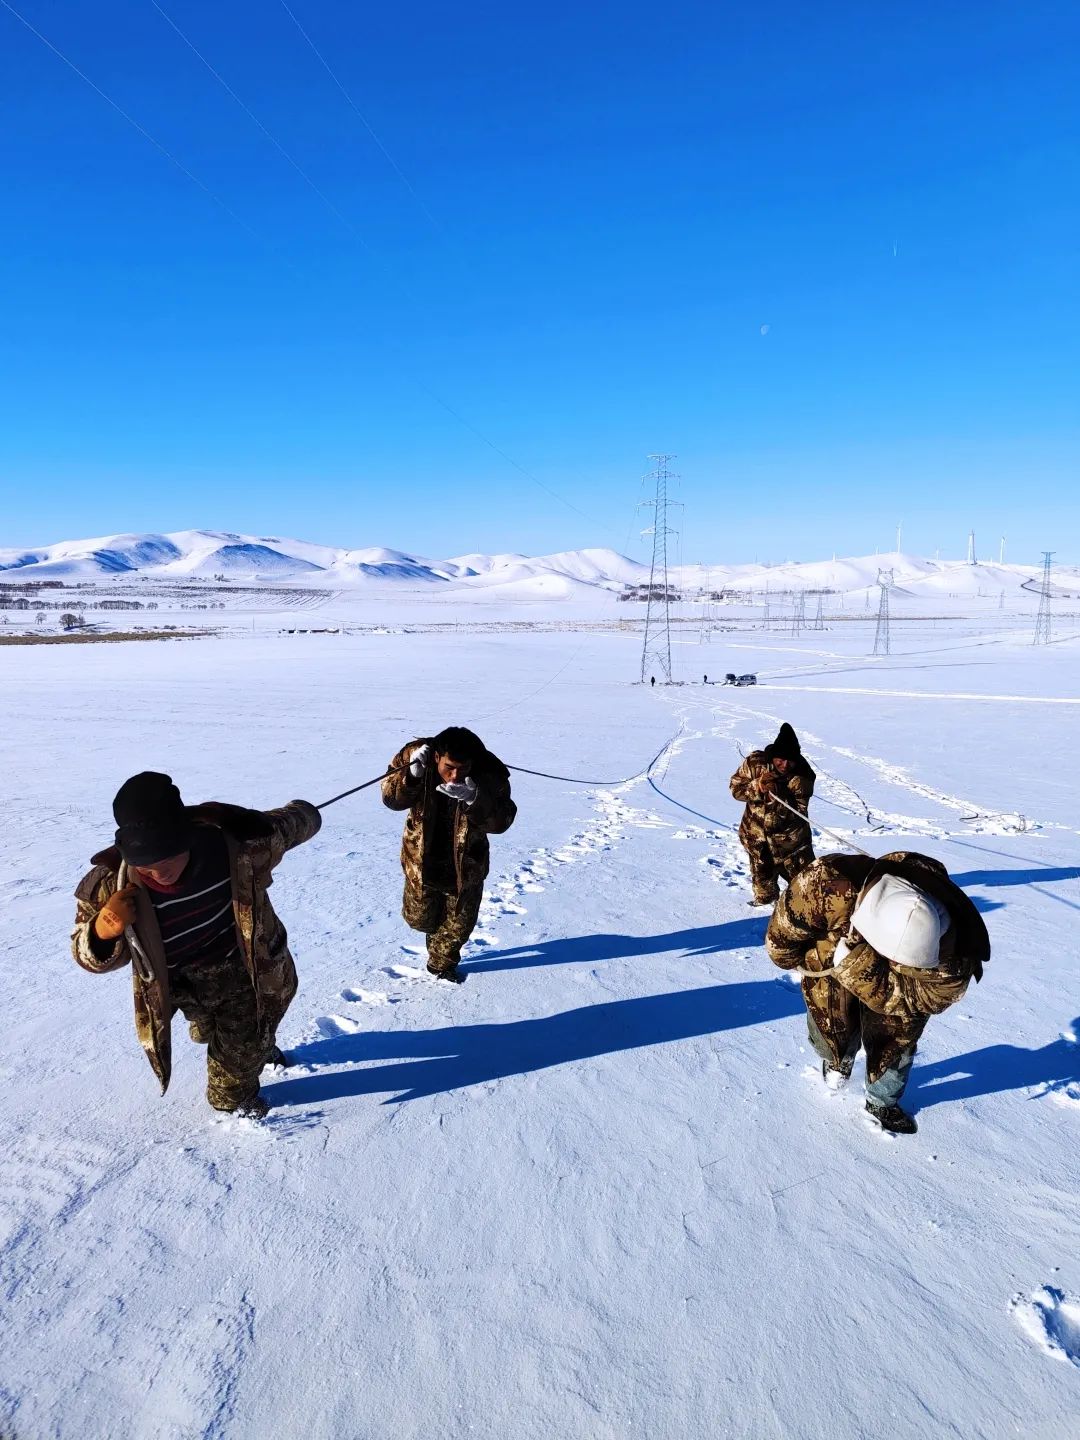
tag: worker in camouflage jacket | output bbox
[766,850,990,1133]
[382,726,517,983]
[729,722,816,904]
[71,771,321,1118]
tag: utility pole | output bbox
[873,569,893,656]
[639,454,680,683]
[763,583,772,630]
[1033,551,1054,646]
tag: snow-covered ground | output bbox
[2,615,1079,1438]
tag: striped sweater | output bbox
[141,827,238,971]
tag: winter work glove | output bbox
[93,884,138,941]
[409,743,433,779]
[755,773,775,797]
[437,778,478,806]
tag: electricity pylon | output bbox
[873,569,894,656]
[639,454,680,683]
[1033,551,1054,646]
[790,591,806,635]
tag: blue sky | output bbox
[1,0,1077,564]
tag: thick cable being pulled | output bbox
[767,789,875,860]
[316,767,405,810]
[316,733,680,810]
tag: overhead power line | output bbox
[149,0,368,246]
[275,0,440,230]
[2,0,603,529]
[0,0,262,246]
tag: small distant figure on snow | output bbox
[382,727,516,984]
[650,676,656,688]
[729,723,815,905]
[766,852,990,1134]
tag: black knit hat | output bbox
[769,723,802,761]
[113,771,191,866]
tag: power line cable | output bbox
[275,0,440,230]
[4,0,604,530]
[0,0,263,247]
[149,0,371,247]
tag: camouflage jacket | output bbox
[729,751,815,858]
[765,850,989,1024]
[71,800,321,1093]
[382,739,516,895]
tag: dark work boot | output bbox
[212,1093,270,1120]
[265,1045,292,1069]
[866,1100,918,1135]
[427,962,466,984]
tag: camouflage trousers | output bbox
[403,882,483,975]
[744,838,815,904]
[804,1001,921,1102]
[170,953,282,1111]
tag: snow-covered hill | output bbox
[0,529,1074,598]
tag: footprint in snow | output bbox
[316,1014,362,1037]
[340,987,394,1006]
[1010,1286,1080,1367]
[383,962,431,981]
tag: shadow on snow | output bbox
[913,1017,1080,1108]
[467,915,768,974]
[266,975,803,1106]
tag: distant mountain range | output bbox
[0,529,1066,600]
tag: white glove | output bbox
[830,938,851,969]
[437,777,478,806]
[408,744,432,779]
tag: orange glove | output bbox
[93,884,138,941]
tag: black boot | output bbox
[213,1093,270,1120]
[265,1045,292,1069]
[866,1100,918,1135]
[428,964,466,985]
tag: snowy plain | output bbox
[2,591,1079,1439]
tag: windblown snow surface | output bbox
[1,615,1079,1438]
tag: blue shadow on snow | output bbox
[912,1017,1080,1109]
[951,867,1080,889]
[467,916,768,974]
[265,976,804,1106]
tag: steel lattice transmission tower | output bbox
[1033,551,1054,645]
[639,454,680,683]
[813,593,825,630]
[699,566,717,644]
[790,591,806,635]
[873,569,894,656]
